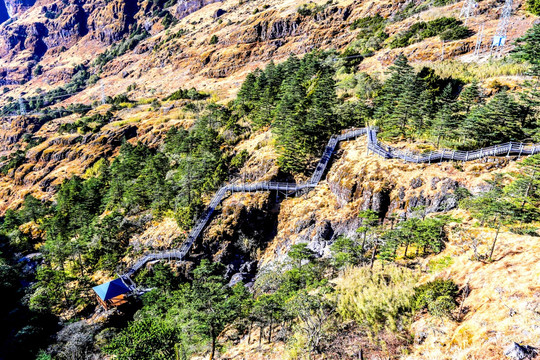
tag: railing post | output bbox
[480,148,483,158]
[533,145,537,155]
[441,149,445,163]
[507,142,512,157]
[465,151,469,161]
[519,142,524,158]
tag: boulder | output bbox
[504,343,538,360]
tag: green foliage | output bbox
[1,64,94,116]
[330,236,362,268]
[209,35,218,45]
[505,155,540,222]
[165,87,208,101]
[58,111,114,134]
[0,149,26,174]
[390,17,471,49]
[379,216,449,262]
[349,15,388,55]
[413,279,459,318]
[161,11,178,28]
[527,0,540,15]
[460,183,522,260]
[237,52,351,171]
[104,319,181,359]
[94,27,150,69]
[433,0,456,5]
[427,256,454,273]
[33,64,43,77]
[513,23,540,76]
[230,149,249,169]
[336,266,417,337]
[297,3,326,16]
[105,261,250,360]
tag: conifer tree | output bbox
[433,84,459,147]
[375,54,423,137]
[513,23,540,76]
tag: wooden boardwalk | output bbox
[117,127,539,287]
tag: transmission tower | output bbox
[18,95,26,115]
[490,0,513,57]
[101,82,106,105]
[459,0,478,25]
[473,23,485,57]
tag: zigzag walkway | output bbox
[116,127,540,289]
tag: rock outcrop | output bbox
[4,0,35,17]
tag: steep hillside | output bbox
[0,0,539,359]
[0,0,536,103]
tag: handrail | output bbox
[114,127,539,285]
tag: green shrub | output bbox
[335,266,417,336]
[527,0,540,15]
[433,0,455,5]
[390,17,471,48]
[165,87,208,101]
[413,279,459,318]
[297,3,325,16]
[348,15,388,55]
[209,35,218,45]
[230,149,249,169]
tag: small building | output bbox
[92,278,131,309]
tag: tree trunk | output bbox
[404,240,410,258]
[268,317,273,343]
[370,244,379,270]
[361,231,367,255]
[210,328,216,360]
[488,223,502,261]
[259,325,263,347]
[248,321,252,344]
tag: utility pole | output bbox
[18,95,26,115]
[490,0,513,57]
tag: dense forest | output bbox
[0,20,539,360]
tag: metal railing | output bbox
[116,127,539,284]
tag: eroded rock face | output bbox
[0,1,9,24]
[86,0,138,44]
[175,0,222,20]
[4,0,35,18]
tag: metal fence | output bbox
[120,127,538,280]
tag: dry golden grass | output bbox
[405,224,540,360]
[416,59,531,83]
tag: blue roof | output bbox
[93,278,130,301]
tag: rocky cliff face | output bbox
[0,1,9,24]
[185,133,517,283]
[175,0,223,20]
[4,0,35,17]
[0,0,533,97]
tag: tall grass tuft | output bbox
[334,266,417,340]
[415,59,530,83]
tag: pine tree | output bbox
[513,23,540,76]
[461,91,524,145]
[375,54,423,138]
[458,80,483,113]
[432,84,459,147]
